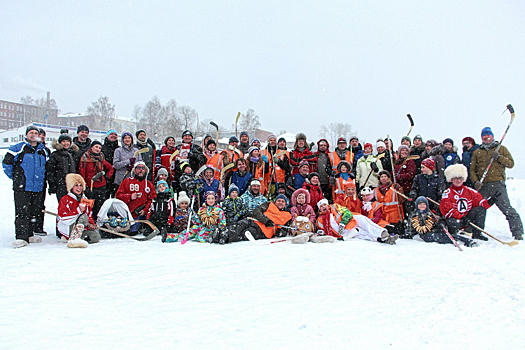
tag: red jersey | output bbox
[57,193,95,238]
[116,177,157,218]
[440,184,490,219]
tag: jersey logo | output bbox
[457,199,469,213]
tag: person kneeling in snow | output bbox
[317,199,398,244]
[57,174,101,245]
[166,191,226,243]
[407,196,478,247]
[440,164,499,241]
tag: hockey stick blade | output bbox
[469,222,519,246]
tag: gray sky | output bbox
[1,0,524,176]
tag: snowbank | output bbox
[1,176,524,349]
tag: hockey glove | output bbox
[129,157,136,166]
[329,177,336,187]
[490,150,500,160]
[487,191,501,206]
[474,181,483,191]
[370,162,379,172]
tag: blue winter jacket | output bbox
[3,140,49,192]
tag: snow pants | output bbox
[344,215,387,242]
[225,218,267,243]
[14,190,44,242]
[75,214,101,243]
[479,181,523,238]
[420,231,473,246]
[446,206,486,235]
[165,225,214,243]
[85,186,106,219]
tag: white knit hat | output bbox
[177,191,191,205]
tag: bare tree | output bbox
[238,109,261,136]
[179,105,198,131]
[139,96,164,137]
[86,96,115,130]
[318,122,355,147]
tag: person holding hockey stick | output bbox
[407,196,478,248]
[440,164,499,241]
[57,174,101,247]
[470,127,523,240]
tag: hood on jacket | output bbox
[316,138,330,153]
[291,188,311,206]
[337,160,352,173]
[52,139,79,152]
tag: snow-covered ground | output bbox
[1,175,524,350]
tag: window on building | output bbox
[3,138,8,143]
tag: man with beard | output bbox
[116,161,156,235]
[135,129,155,181]
[238,131,250,155]
[314,139,333,201]
[328,137,354,175]
[176,130,207,173]
[102,129,120,198]
[461,136,479,188]
[73,125,92,166]
[240,180,268,216]
[470,127,523,240]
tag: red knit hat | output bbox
[421,158,435,171]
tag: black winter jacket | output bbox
[46,140,78,194]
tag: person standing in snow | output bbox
[3,126,49,248]
[47,133,78,202]
[102,129,120,198]
[72,125,92,167]
[113,132,142,187]
[238,131,251,155]
[135,129,155,181]
[469,127,523,240]
[460,136,479,188]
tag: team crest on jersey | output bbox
[456,199,469,213]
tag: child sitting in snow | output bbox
[146,180,175,239]
[221,184,248,224]
[406,196,478,247]
[290,188,316,224]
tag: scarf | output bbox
[480,140,498,151]
[319,210,332,236]
[136,139,148,147]
[250,157,259,163]
[340,172,350,181]
[378,181,392,195]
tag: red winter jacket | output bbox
[303,182,324,211]
[116,176,157,218]
[78,151,114,189]
[160,145,177,179]
[290,147,316,175]
[57,193,95,238]
[393,158,417,194]
[440,184,490,219]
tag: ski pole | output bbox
[479,104,515,185]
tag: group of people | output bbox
[3,122,523,249]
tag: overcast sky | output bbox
[1,1,524,176]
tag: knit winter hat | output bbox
[378,170,391,179]
[206,139,216,147]
[156,167,169,177]
[376,141,386,149]
[415,196,429,213]
[106,129,118,138]
[156,180,169,193]
[364,142,373,149]
[413,134,423,141]
[229,136,239,143]
[240,131,249,138]
[397,145,410,154]
[401,136,412,144]
[26,125,39,135]
[177,191,190,205]
[360,186,373,195]
[442,138,454,146]
[337,137,347,144]
[275,194,288,203]
[164,136,175,145]
[58,134,72,144]
[90,140,102,149]
[250,138,260,145]
[462,136,475,145]
[343,180,356,190]
[180,162,191,173]
[308,172,320,181]
[481,127,494,137]
[267,134,277,142]
[421,158,435,171]
[247,146,259,155]
[277,137,286,144]
[121,132,133,144]
[228,184,239,196]
[38,128,46,136]
[182,130,193,138]
[317,198,329,209]
[136,129,146,138]
[350,136,359,142]
[204,191,217,200]
[299,160,310,169]
[77,125,89,134]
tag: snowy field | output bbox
[1,175,525,350]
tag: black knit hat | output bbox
[136,129,146,138]
[90,140,102,149]
[164,136,175,145]
[58,134,72,143]
[38,128,46,135]
[308,172,320,181]
[278,137,286,144]
[443,138,454,146]
[77,125,89,134]
[25,126,39,135]
[206,139,216,147]
[182,130,193,138]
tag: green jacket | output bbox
[470,142,514,184]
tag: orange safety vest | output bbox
[365,201,390,228]
[373,187,403,224]
[262,149,287,188]
[254,202,293,238]
[206,153,223,181]
[221,149,242,172]
[331,176,348,200]
[316,204,357,237]
[328,150,354,173]
[335,195,362,213]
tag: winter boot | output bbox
[67,224,89,248]
[12,239,28,248]
[310,235,337,243]
[291,234,309,244]
[513,232,523,241]
[161,227,168,243]
[29,236,42,243]
[34,231,48,236]
[471,232,488,241]
[466,240,480,248]
[379,230,398,245]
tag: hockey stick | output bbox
[168,149,180,164]
[469,222,519,246]
[195,164,209,178]
[123,147,150,178]
[235,112,241,137]
[181,195,196,245]
[244,231,310,246]
[43,210,159,241]
[479,104,515,185]
[217,162,234,195]
[406,114,414,136]
[429,212,462,251]
[210,121,219,144]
